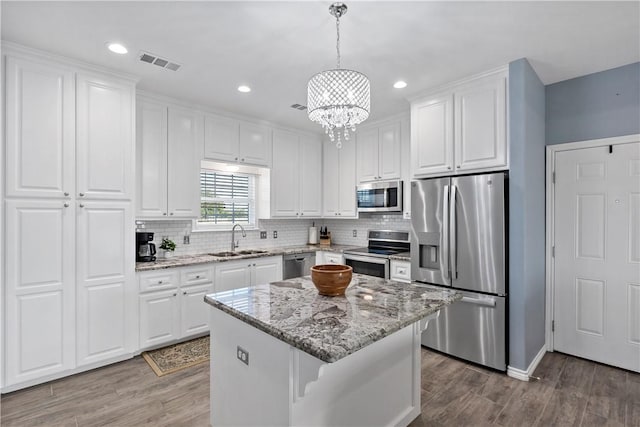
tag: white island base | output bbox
[210,309,439,427]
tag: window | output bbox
[198,169,256,229]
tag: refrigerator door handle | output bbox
[461,296,497,308]
[450,184,458,279]
[442,184,450,279]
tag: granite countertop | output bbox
[389,252,411,261]
[135,244,358,272]
[204,274,460,363]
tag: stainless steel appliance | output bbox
[411,172,507,371]
[283,252,316,279]
[356,180,403,213]
[343,230,410,279]
[136,232,156,262]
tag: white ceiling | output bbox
[2,1,638,133]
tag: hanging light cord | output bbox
[336,15,341,69]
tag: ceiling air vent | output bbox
[290,103,307,111]
[138,51,182,72]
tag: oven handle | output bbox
[343,254,389,265]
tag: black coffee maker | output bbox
[136,232,156,262]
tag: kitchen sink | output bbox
[237,250,267,255]
[209,251,240,257]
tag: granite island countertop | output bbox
[136,244,358,272]
[204,274,460,363]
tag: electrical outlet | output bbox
[260,231,267,239]
[183,235,190,244]
[237,346,249,365]
[273,231,278,239]
[353,229,357,237]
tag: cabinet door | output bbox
[4,200,75,386]
[180,283,213,337]
[215,261,252,292]
[76,201,135,366]
[76,72,134,200]
[204,114,239,163]
[338,140,357,217]
[239,123,272,167]
[323,253,345,265]
[5,56,75,199]
[167,107,202,218]
[390,260,411,283]
[271,130,300,217]
[252,256,283,285]
[322,141,340,216]
[356,127,379,183]
[299,135,323,217]
[411,93,454,177]
[136,99,168,218]
[139,289,180,349]
[378,122,402,180]
[454,75,507,172]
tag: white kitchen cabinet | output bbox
[136,99,202,219]
[390,260,411,283]
[139,289,181,349]
[203,114,272,167]
[323,140,357,218]
[317,251,345,265]
[76,72,134,200]
[271,130,322,218]
[180,283,212,337]
[76,201,135,367]
[5,55,75,199]
[411,68,508,178]
[356,122,401,183]
[214,256,283,292]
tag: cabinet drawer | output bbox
[138,270,180,293]
[181,265,214,285]
[390,260,411,283]
[324,253,345,265]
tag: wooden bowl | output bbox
[310,264,353,296]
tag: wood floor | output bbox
[1,349,638,426]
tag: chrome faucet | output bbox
[231,224,247,251]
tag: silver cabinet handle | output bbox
[64,202,70,208]
[461,296,496,308]
[79,193,85,197]
[79,204,85,208]
[64,192,69,196]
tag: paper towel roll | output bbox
[308,226,318,244]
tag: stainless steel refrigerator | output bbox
[411,172,507,371]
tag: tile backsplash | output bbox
[138,214,411,256]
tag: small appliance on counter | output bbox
[136,231,156,262]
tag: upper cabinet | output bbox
[356,122,401,184]
[136,98,202,219]
[204,114,272,168]
[271,130,322,218]
[411,68,508,178]
[323,139,357,218]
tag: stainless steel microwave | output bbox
[356,180,403,213]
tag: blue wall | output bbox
[546,62,640,145]
[508,58,546,371]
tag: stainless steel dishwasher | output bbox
[283,252,316,279]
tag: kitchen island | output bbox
[205,274,460,427]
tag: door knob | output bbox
[64,192,69,196]
[79,193,85,197]
[79,204,85,208]
[63,202,69,208]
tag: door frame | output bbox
[545,133,640,351]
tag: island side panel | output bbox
[210,308,292,427]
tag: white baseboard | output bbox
[507,346,546,382]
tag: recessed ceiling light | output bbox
[237,85,251,93]
[393,81,408,89]
[107,43,128,54]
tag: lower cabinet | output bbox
[390,260,411,283]
[316,251,345,265]
[138,265,213,350]
[214,256,283,292]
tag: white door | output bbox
[356,127,379,183]
[76,72,134,201]
[323,142,340,216]
[215,262,252,292]
[454,75,507,172]
[76,201,135,366]
[554,142,640,372]
[5,56,75,199]
[4,200,75,385]
[378,122,402,180]
[139,289,180,349]
[180,283,213,337]
[252,257,283,285]
[136,99,168,218]
[271,130,300,217]
[338,140,357,217]
[204,114,240,163]
[411,93,454,177]
[299,135,323,218]
[167,107,201,218]
[239,123,271,167]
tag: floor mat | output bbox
[142,336,209,377]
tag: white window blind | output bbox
[199,170,255,226]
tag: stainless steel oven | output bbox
[356,180,403,213]
[343,253,390,279]
[343,230,410,279]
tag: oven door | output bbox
[343,254,390,279]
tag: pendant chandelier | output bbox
[307,2,370,148]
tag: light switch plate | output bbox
[273,231,278,239]
[353,230,357,237]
